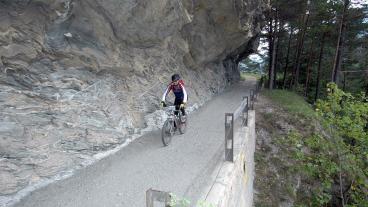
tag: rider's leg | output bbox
[174,98,182,116]
[180,107,186,123]
[181,107,186,115]
[178,100,186,122]
[176,99,186,115]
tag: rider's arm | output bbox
[162,84,172,102]
[179,82,188,103]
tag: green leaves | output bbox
[169,194,191,207]
[168,194,215,207]
[281,83,367,205]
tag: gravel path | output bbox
[14,81,255,207]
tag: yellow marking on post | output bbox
[239,153,248,184]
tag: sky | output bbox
[350,0,368,8]
[248,38,268,63]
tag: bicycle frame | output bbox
[161,105,187,146]
[164,106,181,129]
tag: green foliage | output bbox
[266,0,368,95]
[168,194,215,207]
[262,89,316,118]
[316,83,368,149]
[169,194,191,207]
[240,71,262,80]
[277,83,367,205]
[315,83,368,206]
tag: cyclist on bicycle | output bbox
[161,74,188,119]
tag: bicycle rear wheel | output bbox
[162,119,174,146]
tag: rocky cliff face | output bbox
[0,0,266,201]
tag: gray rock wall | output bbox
[0,0,266,198]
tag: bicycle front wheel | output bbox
[178,115,187,134]
[162,119,174,146]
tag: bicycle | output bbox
[161,105,188,146]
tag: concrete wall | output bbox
[203,111,256,207]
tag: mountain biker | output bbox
[161,74,188,119]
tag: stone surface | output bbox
[0,0,266,200]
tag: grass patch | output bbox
[262,89,316,119]
[240,72,262,80]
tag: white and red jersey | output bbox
[162,80,188,102]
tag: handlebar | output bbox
[163,105,182,114]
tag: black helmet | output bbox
[171,74,180,82]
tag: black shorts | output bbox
[174,98,184,106]
[174,98,186,115]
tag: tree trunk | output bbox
[268,16,274,89]
[291,11,310,88]
[273,19,281,88]
[365,72,368,94]
[283,26,293,89]
[315,32,326,102]
[332,0,350,83]
[294,13,310,87]
[304,40,314,97]
[270,34,278,90]
[289,16,304,88]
